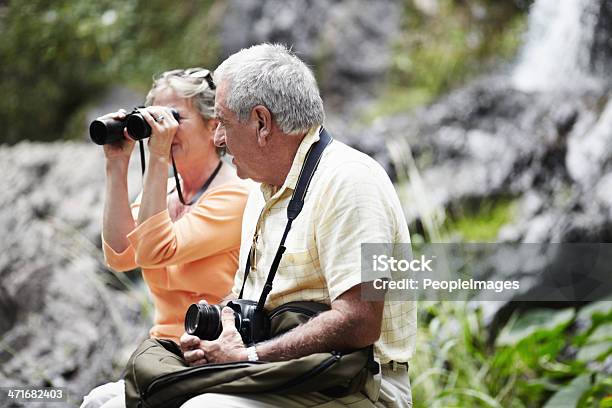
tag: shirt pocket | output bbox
[279,249,317,278]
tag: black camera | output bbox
[89,108,180,145]
[184,300,270,345]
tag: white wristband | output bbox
[246,346,259,362]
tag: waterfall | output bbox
[512,0,602,92]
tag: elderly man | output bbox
[179,43,416,408]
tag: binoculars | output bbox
[89,108,180,145]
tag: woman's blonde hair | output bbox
[145,67,216,119]
[145,67,221,153]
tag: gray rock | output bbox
[587,0,612,76]
[219,0,401,114]
[566,97,612,189]
[0,142,149,406]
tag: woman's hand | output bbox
[139,106,179,159]
[100,109,135,163]
[101,109,137,255]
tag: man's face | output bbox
[214,81,266,182]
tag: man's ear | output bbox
[252,105,272,147]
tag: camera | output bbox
[184,300,270,345]
[89,107,180,145]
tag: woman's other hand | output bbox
[101,109,135,162]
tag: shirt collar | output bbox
[260,126,321,202]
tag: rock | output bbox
[566,97,612,189]
[588,0,612,76]
[219,0,401,114]
[365,74,612,243]
[0,142,148,406]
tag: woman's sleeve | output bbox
[127,184,249,269]
[102,238,138,272]
[102,200,141,272]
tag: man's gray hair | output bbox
[214,43,325,135]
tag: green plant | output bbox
[444,198,519,242]
[0,0,219,144]
[362,0,528,121]
[410,299,612,407]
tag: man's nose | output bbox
[213,125,226,147]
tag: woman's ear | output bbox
[206,118,219,133]
[252,105,272,147]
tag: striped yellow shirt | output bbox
[232,128,417,363]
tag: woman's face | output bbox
[152,87,216,163]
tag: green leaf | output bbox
[496,308,575,347]
[543,374,592,408]
[600,396,612,408]
[577,298,612,323]
[587,323,612,343]
[437,388,503,408]
[576,342,611,363]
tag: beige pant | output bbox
[80,380,124,408]
[80,365,411,408]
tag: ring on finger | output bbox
[155,115,165,122]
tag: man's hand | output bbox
[179,332,208,366]
[254,283,383,362]
[201,307,248,364]
[179,306,247,366]
[180,300,209,366]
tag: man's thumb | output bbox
[221,307,236,332]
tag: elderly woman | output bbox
[81,68,250,408]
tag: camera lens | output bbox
[185,304,222,340]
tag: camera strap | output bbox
[238,127,333,312]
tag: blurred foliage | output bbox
[412,299,612,407]
[364,0,530,120]
[444,198,519,242]
[0,0,532,142]
[0,0,219,144]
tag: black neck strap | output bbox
[139,141,146,175]
[238,128,333,312]
[138,141,223,206]
[172,157,223,206]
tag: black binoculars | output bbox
[89,108,180,145]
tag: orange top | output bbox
[102,180,250,343]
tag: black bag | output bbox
[124,301,377,408]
